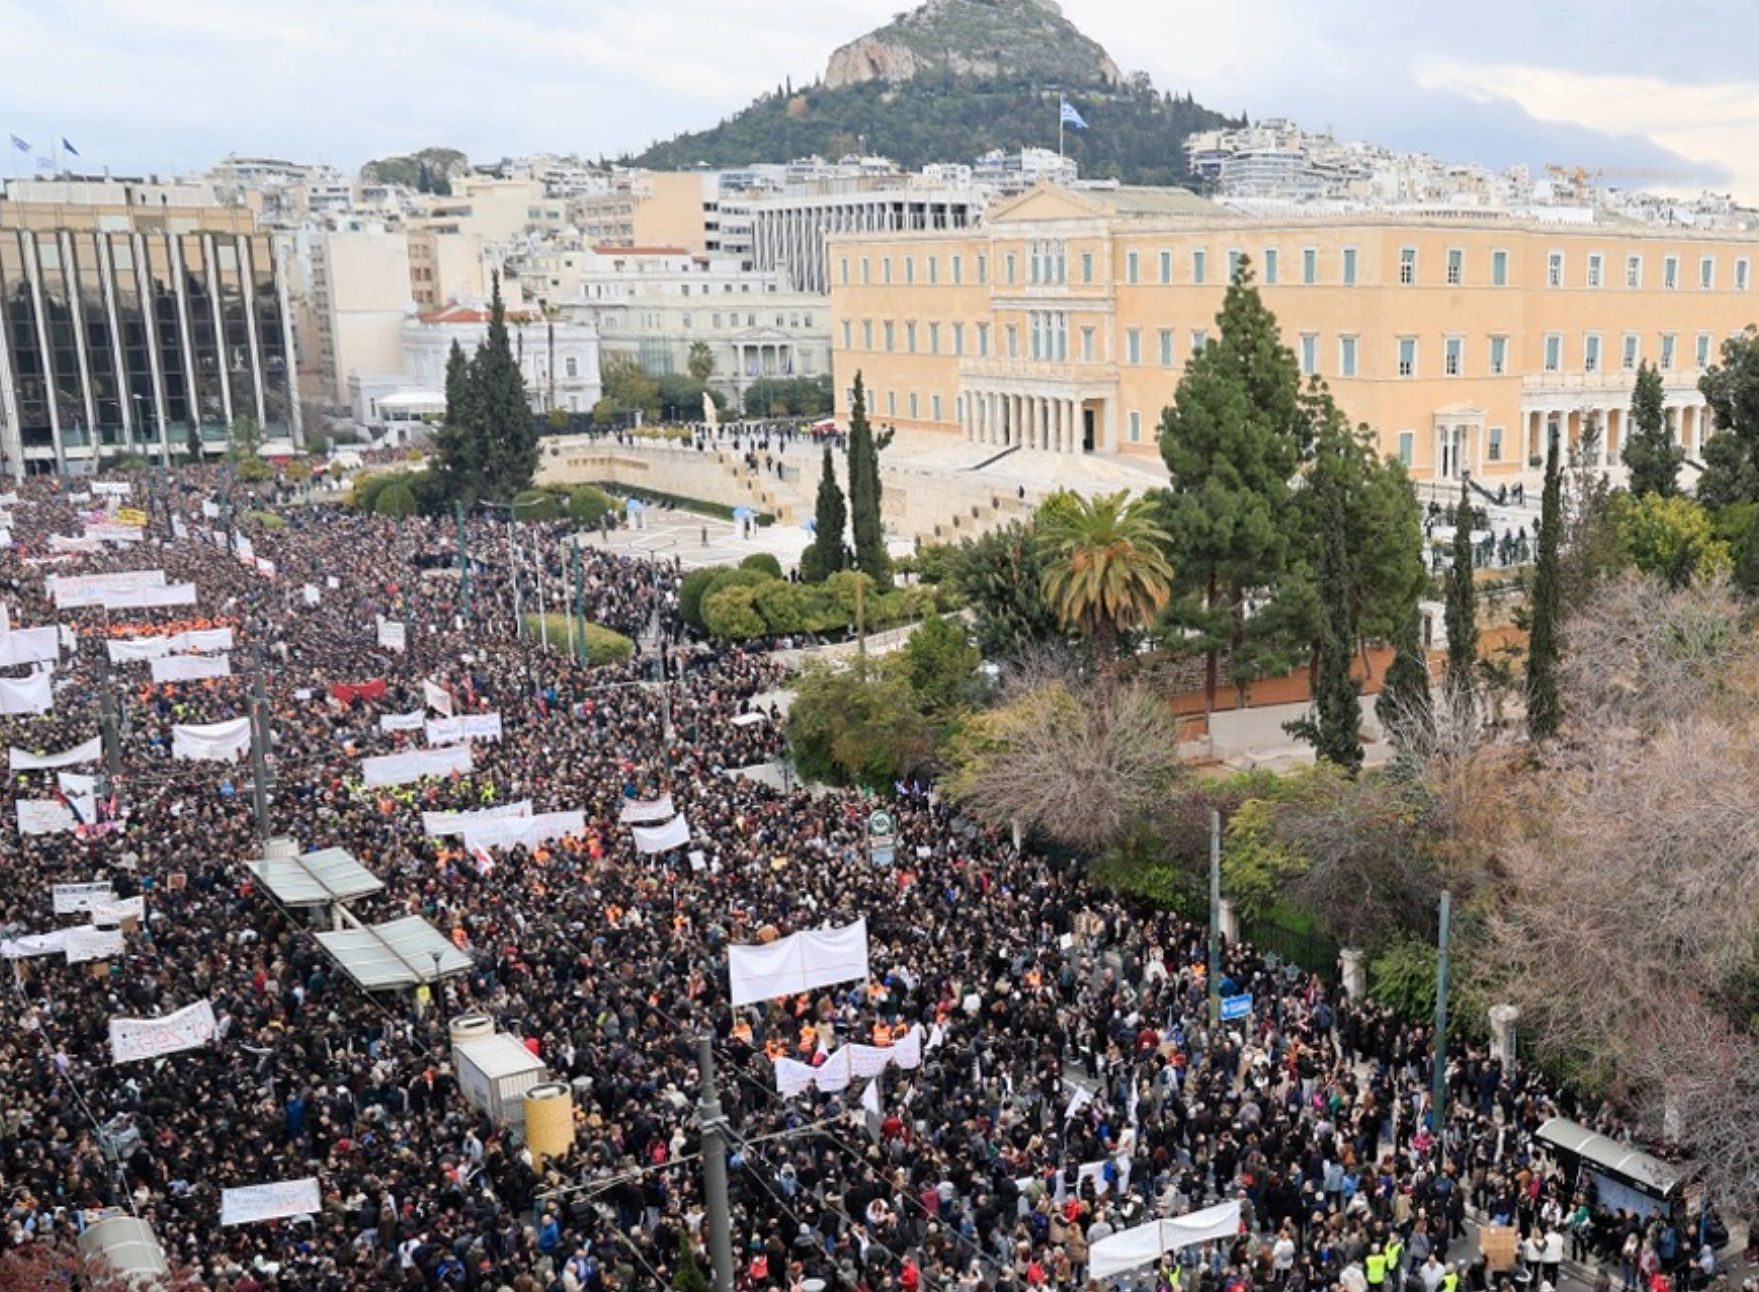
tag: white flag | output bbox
[423,679,454,716]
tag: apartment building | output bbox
[827,184,1759,481]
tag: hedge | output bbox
[520,614,635,665]
[592,484,775,526]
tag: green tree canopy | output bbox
[1157,256,1309,708]
[948,519,1058,660]
[800,445,848,583]
[1697,326,1759,508]
[846,373,891,586]
[786,662,935,790]
[475,273,538,500]
[1622,360,1681,499]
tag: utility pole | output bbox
[566,536,580,661]
[696,1036,735,1292]
[1431,889,1452,1159]
[507,508,523,637]
[248,646,274,842]
[454,500,471,623]
[96,648,122,803]
[854,575,866,662]
[1208,808,1222,1027]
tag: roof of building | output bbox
[417,303,539,326]
[1092,186,1229,218]
[590,244,690,256]
[244,845,385,906]
[315,915,473,990]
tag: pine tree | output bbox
[846,373,890,585]
[473,272,538,501]
[1289,447,1363,771]
[801,445,848,583]
[1376,606,1433,748]
[1159,256,1310,710]
[1444,475,1478,704]
[1622,360,1681,498]
[1526,427,1565,741]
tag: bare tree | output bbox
[944,674,1184,856]
[1480,712,1759,1201]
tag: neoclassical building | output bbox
[828,184,1759,484]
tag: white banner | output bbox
[360,744,472,788]
[220,1178,322,1227]
[422,680,454,716]
[0,626,60,667]
[9,735,102,770]
[234,534,254,562]
[150,653,231,683]
[89,895,145,927]
[15,799,73,835]
[728,918,870,1008]
[1089,1202,1243,1282]
[424,713,503,745]
[302,584,320,607]
[47,569,165,608]
[459,809,584,855]
[85,523,144,545]
[108,628,233,663]
[422,800,532,838]
[201,500,220,519]
[48,534,102,554]
[773,1026,924,1100]
[378,710,425,734]
[171,717,251,762]
[101,583,196,610]
[53,881,114,914]
[632,814,691,855]
[618,795,675,825]
[93,481,131,497]
[376,617,407,653]
[0,670,53,715]
[1,930,69,959]
[65,925,125,964]
[108,1001,217,1064]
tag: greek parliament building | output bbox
[827,184,1759,483]
[0,184,301,477]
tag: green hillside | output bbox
[629,80,1236,188]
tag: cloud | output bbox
[1416,59,1759,203]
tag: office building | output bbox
[0,189,300,476]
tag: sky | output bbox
[1,0,1756,203]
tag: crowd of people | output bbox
[0,464,1739,1292]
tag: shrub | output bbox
[512,488,565,522]
[740,552,784,579]
[680,567,727,632]
[242,509,288,530]
[375,481,418,518]
[568,485,616,528]
[702,585,767,639]
[520,614,635,664]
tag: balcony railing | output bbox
[956,357,1119,385]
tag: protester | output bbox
[0,468,1731,1292]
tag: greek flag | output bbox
[62,138,79,157]
[9,134,29,153]
[1060,97,1088,130]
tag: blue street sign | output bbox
[1220,993,1253,1021]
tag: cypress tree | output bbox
[1444,475,1478,705]
[433,339,483,505]
[1622,360,1681,498]
[473,272,538,501]
[1526,427,1565,742]
[1377,606,1433,748]
[1296,452,1363,771]
[846,373,890,585]
[801,445,848,583]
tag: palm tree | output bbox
[1037,490,1174,664]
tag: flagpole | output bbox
[1058,96,1065,160]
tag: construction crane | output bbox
[1545,163,1694,204]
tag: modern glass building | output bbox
[0,192,301,476]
